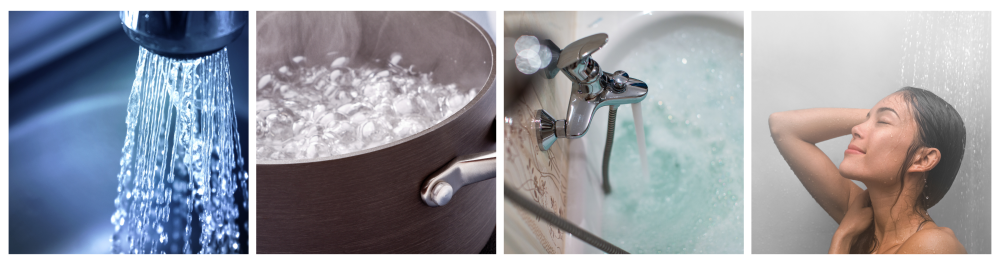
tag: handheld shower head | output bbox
[120,11,247,58]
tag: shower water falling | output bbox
[899,11,990,253]
[110,47,248,254]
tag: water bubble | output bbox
[258,75,272,89]
[390,53,402,65]
[330,57,348,68]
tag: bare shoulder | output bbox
[896,226,967,254]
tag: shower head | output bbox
[120,11,247,58]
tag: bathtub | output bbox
[564,11,744,254]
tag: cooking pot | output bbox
[256,11,496,254]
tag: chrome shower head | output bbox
[120,11,247,58]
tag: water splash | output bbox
[111,47,248,254]
[899,11,990,253]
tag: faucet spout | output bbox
[563,71,647,139]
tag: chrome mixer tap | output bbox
[535,33,648,151]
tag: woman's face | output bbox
[839,93,920,185]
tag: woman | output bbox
[769,87,966,254]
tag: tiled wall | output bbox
[502,11,575,254]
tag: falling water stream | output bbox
[111,47,248,254]
[631,102,649,179]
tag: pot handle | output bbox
[420,151,496,207]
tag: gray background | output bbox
[751,12,990,254]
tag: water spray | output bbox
[111,11,248,254]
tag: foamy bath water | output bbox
[599,27,743,253]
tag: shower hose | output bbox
[601,105,618,194]
[504,184,629,254]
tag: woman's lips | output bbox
[845,144,866,155]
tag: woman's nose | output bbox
[851,123,864,139]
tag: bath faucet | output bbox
[535,33,649,151]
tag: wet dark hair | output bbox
[850,86,967,254]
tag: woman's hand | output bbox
[840,189,874,235]
[829,189,873,253]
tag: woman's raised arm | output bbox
[768,108,867,223]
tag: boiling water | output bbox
[111,47,248,254]
[255,54,476,161]
[899,11,990,253]
[599,27,743,253]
